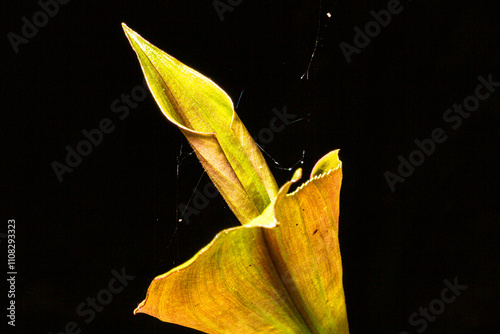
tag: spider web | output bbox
[163,0,328,263]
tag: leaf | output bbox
[134,150,349,334]
[262,150,348,333]
[122,23,278,224]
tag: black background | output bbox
[2,0,499,333]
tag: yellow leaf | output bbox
[135,150,349,333]
[263,149,347,333]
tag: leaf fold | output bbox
[122,23,278,224]
[134,150,349,334]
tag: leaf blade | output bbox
[135,151,349,333]
[263,149,349,333]
[122,23,278,224]
[134,223,313,334]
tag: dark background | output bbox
[2,0,499,333]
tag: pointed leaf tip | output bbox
[121,23,135,41]
[122,25,279,224]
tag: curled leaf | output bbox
[134,150,349,334]
[122,23,278,224]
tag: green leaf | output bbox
[122,23,278,224]
[134,150,349,334]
